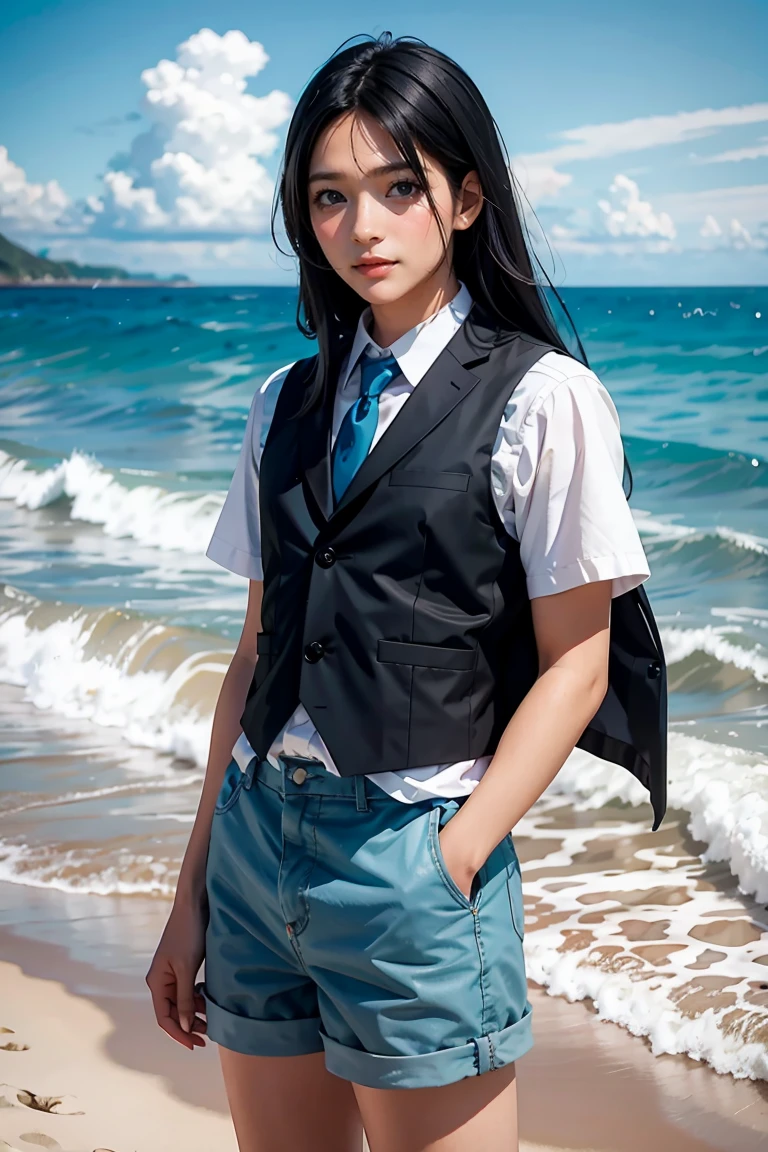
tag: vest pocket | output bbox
[388,469,470,491]
[377,638,476,670]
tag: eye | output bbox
[389,179,423,198]
[312,187,345,207]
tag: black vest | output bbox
[241,303,668,830]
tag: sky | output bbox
[0,0,766,286]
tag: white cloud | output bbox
[512,162,572,205]
[96,28,292,235]
[729,217,765,250]
[597,174,676,240]
[696,135,768,164]
[0,29,293,242]
[656,183,768,228]
[0,145,71,232]
[513,101,768,202]
[700,214,722,237]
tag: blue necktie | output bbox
[332,348,399,504]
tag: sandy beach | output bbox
[1,914,766,1152]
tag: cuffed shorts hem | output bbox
[203,985,324,1057]
[320,1006,534,1090]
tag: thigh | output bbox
[353,1062,518,1152]
[219,1047,364,1152]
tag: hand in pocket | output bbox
[437,822,480,901]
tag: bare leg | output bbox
[353,1062,518,1152]
[218,1046,365,1152]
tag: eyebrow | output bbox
[308,162,416,184]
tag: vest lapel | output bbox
[300,302,502,525]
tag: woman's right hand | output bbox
[146,898,208,1050]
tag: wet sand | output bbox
[0,916,766,1152]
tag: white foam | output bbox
[519,794,768,1080]
[0,587,226,770]
[0,839,177,897]
[550,732,768,903]
[0,447,224,554]
[633,507,768,556]
[661,624,768,683]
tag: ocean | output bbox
[1,284,766,1081]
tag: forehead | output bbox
[309,110,427,177]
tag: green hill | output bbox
[0,232,72,280]
[0,230,190,284]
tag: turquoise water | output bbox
[0,284,766,876]
[1,284,767,1080]
[1,285,766,725]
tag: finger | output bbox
[148,975,196,1050]
[174,966,197,1034]
[169,1003,207,1035]
[159,997,197,1049]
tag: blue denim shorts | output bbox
[202,752,532,1090]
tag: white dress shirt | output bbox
[207,281,650,803]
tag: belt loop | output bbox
[354,773,369,812]
[244,756,259,789]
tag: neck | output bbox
[367,267,460,348]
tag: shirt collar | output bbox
[339,280,474,391]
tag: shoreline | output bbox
[0,916,766,1151]
[0,279,196,288]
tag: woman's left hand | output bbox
[438,823,480,901]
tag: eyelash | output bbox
[311,179,424,207]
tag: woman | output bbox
[147,31,664,1152]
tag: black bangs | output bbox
[270,32,633,498]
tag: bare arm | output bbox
[146,578,263,1048]
[439,580,612,890]
[174,577,263,909]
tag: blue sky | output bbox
[0,0,766,285]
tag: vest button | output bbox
[315,546,336,568]
[647,661,661,679]
[304,640,325,663]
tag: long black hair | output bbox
[270,31,632,497]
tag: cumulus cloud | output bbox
[729,217,765,250]
[0,28,293,242]
[694,213,766,250]
[597,174,676,241]
[95,28,293,235]
[700,214,722,237]
[512,161,572,205]
[0,145,71,232]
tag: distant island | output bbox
[0,230,193,287]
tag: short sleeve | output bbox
[492,357,650,600]
[205,363,293,579]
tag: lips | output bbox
[354,258,395,268]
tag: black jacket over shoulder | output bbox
[240,302,668,830]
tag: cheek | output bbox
[399,203,444,246]
[312,212,343,249]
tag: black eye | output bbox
[391,180,421,197]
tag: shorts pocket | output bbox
[214,757,247,815]
[426,804,482,911]
[504,838,525,942]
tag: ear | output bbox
[453,170,484,230]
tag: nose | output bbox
[350,192,384,246]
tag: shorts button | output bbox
[292,766,308,785]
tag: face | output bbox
[307,110,482,310]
